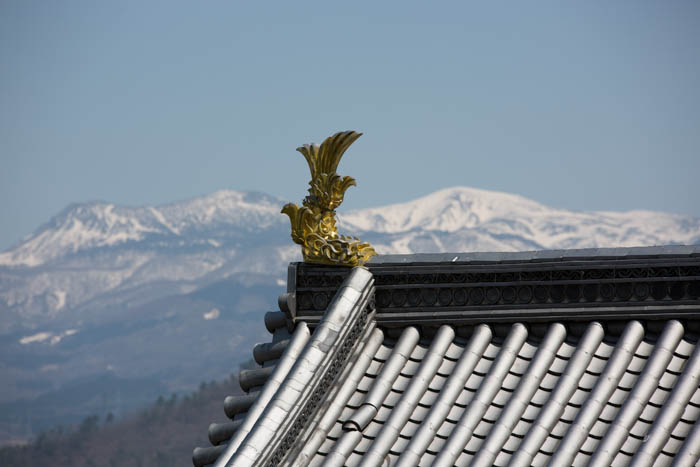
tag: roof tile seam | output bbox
[364,325,456,466]
[549,320,645,466]
[432,323,529,467]
[589,320,686,466]
[396,325,492,467]
[630,339,700,466]
[330,327,421,465]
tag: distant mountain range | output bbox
[0,186,698,444]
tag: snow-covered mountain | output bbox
[0,190,285,268]
[0,186,698,443]
[1,186,699,324]
[3,186,699,270]
[342,187,700,253]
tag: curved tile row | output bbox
[308,320,700,467]
[192,311,292,467]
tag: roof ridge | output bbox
[222,268,376,467]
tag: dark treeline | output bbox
[0,375,242,467]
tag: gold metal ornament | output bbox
[282,130,376,267]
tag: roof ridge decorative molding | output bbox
[291,250,700,326]
[282,130,376,267]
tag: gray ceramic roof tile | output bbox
[510,354,531,375]
[650,386,671,406]
[409,345,427,361]
[366,358,383,375]
[541,372,560,391]
[464,373,486,391]
[595,342,615,359]
[355,434,373,451]
[522,402,542,422]
[355,374,374,393]
[418,451,435,466]
[621,435,641,453]
[530,388,550,407]
[620,370,640,389]
[578,371,599,390]
[408,405,429,423]
[690,387,700,406]
[345,451,362,466]
[444,341,465,360]
[463,434,483,452]
[491,388,510,407]
[607,388,629,407]
[550,353,570,373]
[655,453,675,466]
[682,403,700,422]
[660,370,680,389]
[436,357,455,375]
[541,432,560,451]
[426,435,444,452]
[551,420,572,439]
[374,344,392,361]
[346,391,364,408]
[629,420,650,439]
[400,358,420,376]
[663,436,684,456]
[639,404,656,422]
[473,417,495,436]
[516,415,535,433]
[326,423,342,440]
[443,405,463,424]
[676,339,696,357]
[317,437,334,453]
[672,418,694,438]
[399,420,420,438]
[417,387,439,406]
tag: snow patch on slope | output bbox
[19,329,78,345]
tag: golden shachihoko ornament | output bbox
[282,131,376,267]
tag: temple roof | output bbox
[193,246,700,467]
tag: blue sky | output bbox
[2,1,699,251]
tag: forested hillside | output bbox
[0,375,241,467]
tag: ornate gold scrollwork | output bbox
[282,130,376,267]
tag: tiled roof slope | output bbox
[193,246,700,466]
[312,319,700,467]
